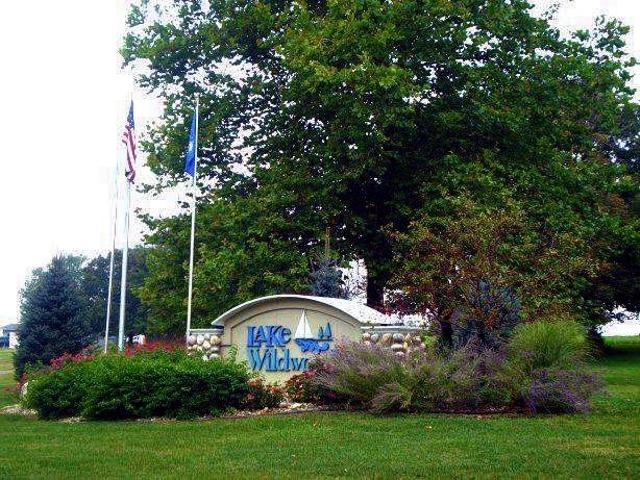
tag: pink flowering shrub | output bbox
[242,377,284,410]
[50,352,96,371]
[124,338,184,356]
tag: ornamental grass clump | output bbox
[505,318,603,413]
[507,319,588,372]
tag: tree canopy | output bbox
[123,0,640,331]
[81,247,150,338]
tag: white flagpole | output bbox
[186,97,199,340]
[104,158,120,353]
[117,179,131,351]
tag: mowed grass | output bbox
[0,349,17,407]
[0,337,639,479]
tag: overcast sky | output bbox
[0,1,638,332]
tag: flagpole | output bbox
[104,157,120,353]
[117,179,131,352]
[186,97,199,340]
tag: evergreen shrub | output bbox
[25,350,250,420]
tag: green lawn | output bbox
[0,349,17,407]
[1,337,639,479]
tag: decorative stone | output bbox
[381,333,393,345]
[203,340,211,350]
[187,335,196,346]
[394,351,406,358]
[210,335,221,346]
[204,333,211,341]
[391,343,404,352]
[210,353,220,359]
[363,341,372,347]
[362,332,371,341]
[370,333,380,343]
[210,346,220,353]
[392,333,404,343]
[196,334,205,346]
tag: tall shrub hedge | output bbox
[25,350,250,420]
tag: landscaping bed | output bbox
[0,336,638,479]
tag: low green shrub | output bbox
[25,350,250,420]
[23,365,89,419]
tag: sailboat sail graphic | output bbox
[294,310,333,354]
[294,310,314,339]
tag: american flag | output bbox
[122,101,137,183]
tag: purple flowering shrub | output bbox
[306,319,602,414]
[308,341,513,413]
[521,369,604,413]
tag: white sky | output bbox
[0,1,638,334]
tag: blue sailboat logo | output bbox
[294,310,333,354]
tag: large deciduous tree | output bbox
[123,0,640,328]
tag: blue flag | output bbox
[184,112,197,176]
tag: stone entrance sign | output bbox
[187,295,423,382]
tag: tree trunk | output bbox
[366,273,385,311]
[363,247,393,311]
[438,317,453,350]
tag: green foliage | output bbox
[14,255,89,379]
[25,351,250,420]
[309,255,346,298]
[23,363,89,420]
[123,0,640,325]
[507,319,588,373]
[139,197,312,335]
[81,247,149,338]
